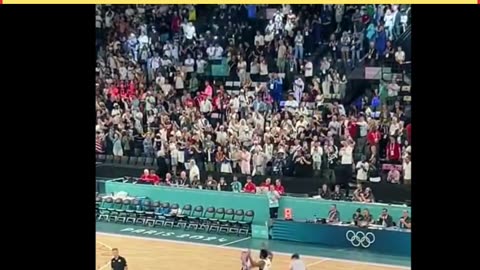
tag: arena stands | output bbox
[95,4,411,202]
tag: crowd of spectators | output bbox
[95,4,412,197]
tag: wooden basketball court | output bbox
[96,233,408,270]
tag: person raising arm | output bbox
[247,249,272,270]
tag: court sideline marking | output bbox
[96,240,113,270]
[220,236,252,246]
[96,232,410,269]
[306,259,328,267]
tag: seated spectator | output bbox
[327,204,340,223]
[274,179,285,195]
[230,177,242,192]
[217,177,228,191]
[148,170,161,185]
[357,209,373,228]
[352,208,362,226]
[261,178,272,191]
[243,177,257,193]
[174,171,189,187]
[164,173,173,185]
[205,175,218,190]
[330,185,344,201]
[377,208,393,227]
[191,176,201,189]
[139,169,150,183]
[362,187,375,203]
[352,183,364,201]
[399,210,411,229]
[319,184,331,199]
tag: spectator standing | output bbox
[387,167,400,184]
[403,156,411,185]
[294,31,304,60]
[355,157,369,183]
[386,136,401,162]
[267,185,281,219]
[338,140,354,185]
[277,40,287,73]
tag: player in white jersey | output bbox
[247,249,272,270]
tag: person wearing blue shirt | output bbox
[271,74,283,110]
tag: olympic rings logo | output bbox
[345,230,376,248]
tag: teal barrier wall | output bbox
[279,198,409,222]
[104,182,410,226]
[105,182,269,225]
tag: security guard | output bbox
[111,248,128,270]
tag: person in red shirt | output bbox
[171,11,181,33]
[139,169,150,183]
[243,177,257,193]
[261,178,271,189]
[386,136,401,162]
[367,126,381,145]
[148,170,161,185]
[347,117,358,139]
[274,179,285,195]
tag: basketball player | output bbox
[247,249,272,270]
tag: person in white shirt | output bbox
[273,9,284,34]
[294,31,304,60]
[95,12,103,29]
[384,9,395,39]
[403,156,411,185]
[339,140,354,184]
[206,44,215,59]
[182,21,196,41]
[304,60,313,80]
[237,56,247,84]
[188,159,200,184]
[213,44,224,59]
[259,58,269,77]
[311,142,323,175]
[200,97,212,114]
[293,77,304,103]
[254,31,265,47]
[104,8,114,29]
[171,42,179,61]
[264,20,275,43]
[196,56,207,76]
[395,46,405,64]
[356,158,370,182]
[289,253,306,270]
[184,54,195,73]
[250,58,259,81]
[125,6,135,17]
[284,94,299,114]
